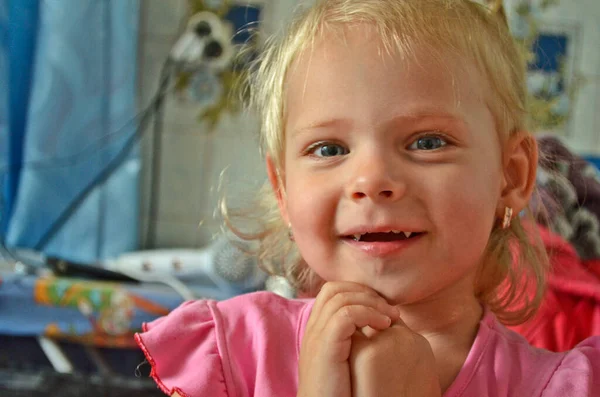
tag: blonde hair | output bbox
[227,0,548,325]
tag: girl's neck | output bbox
[398,289,483,393]
[398,293,482,337]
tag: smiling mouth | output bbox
[344,231,425,242]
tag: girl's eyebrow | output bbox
[380,112,468,131]
[291,112,468,136]
[290,118,353,136]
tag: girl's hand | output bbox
[350,318,442,397]
[297,282,399,397]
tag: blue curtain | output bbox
[0,0,140,264]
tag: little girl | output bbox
[136,0,600,396]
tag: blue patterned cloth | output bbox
[1,0,140,264]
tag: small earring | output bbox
[288,224,295,241]
[502,207,513,229]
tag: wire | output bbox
[115,267,197,301]
[0,58,174,257]
[144,59,172,248]
[0,114,140,173]
[0,72,174,175]
[32,59,174,251]
[0,237,17,263]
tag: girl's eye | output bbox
[409,135,448,151]
[308,143,349,157]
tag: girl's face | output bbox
[274,26,505,305]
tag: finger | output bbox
[391,313,408,327]
[319,292,399,326]
[309,291,397,335]
[327,305,392,343]
[307,282,384,332]
[317,305,392,363]
[312,282,381,316]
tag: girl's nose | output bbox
[346,151,406,203]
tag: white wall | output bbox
[555,0,600,154]
[137,0,600,249]
[137,0,300,249]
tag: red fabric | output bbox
[509,226,600,352]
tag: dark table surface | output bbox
[0,369,165,397]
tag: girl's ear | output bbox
[498,132,538,217]
[266,154,290,224]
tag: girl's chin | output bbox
[312,275,412,303]
[341,279,406,304]
[363,282,418,306]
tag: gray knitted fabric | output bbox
[533,136,600,260]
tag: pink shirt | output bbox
[135,291,600,397]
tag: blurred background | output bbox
[0,0,599,395]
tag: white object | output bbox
[169,10,234,71]
[37,337,74,374]
[107,236,265,295]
